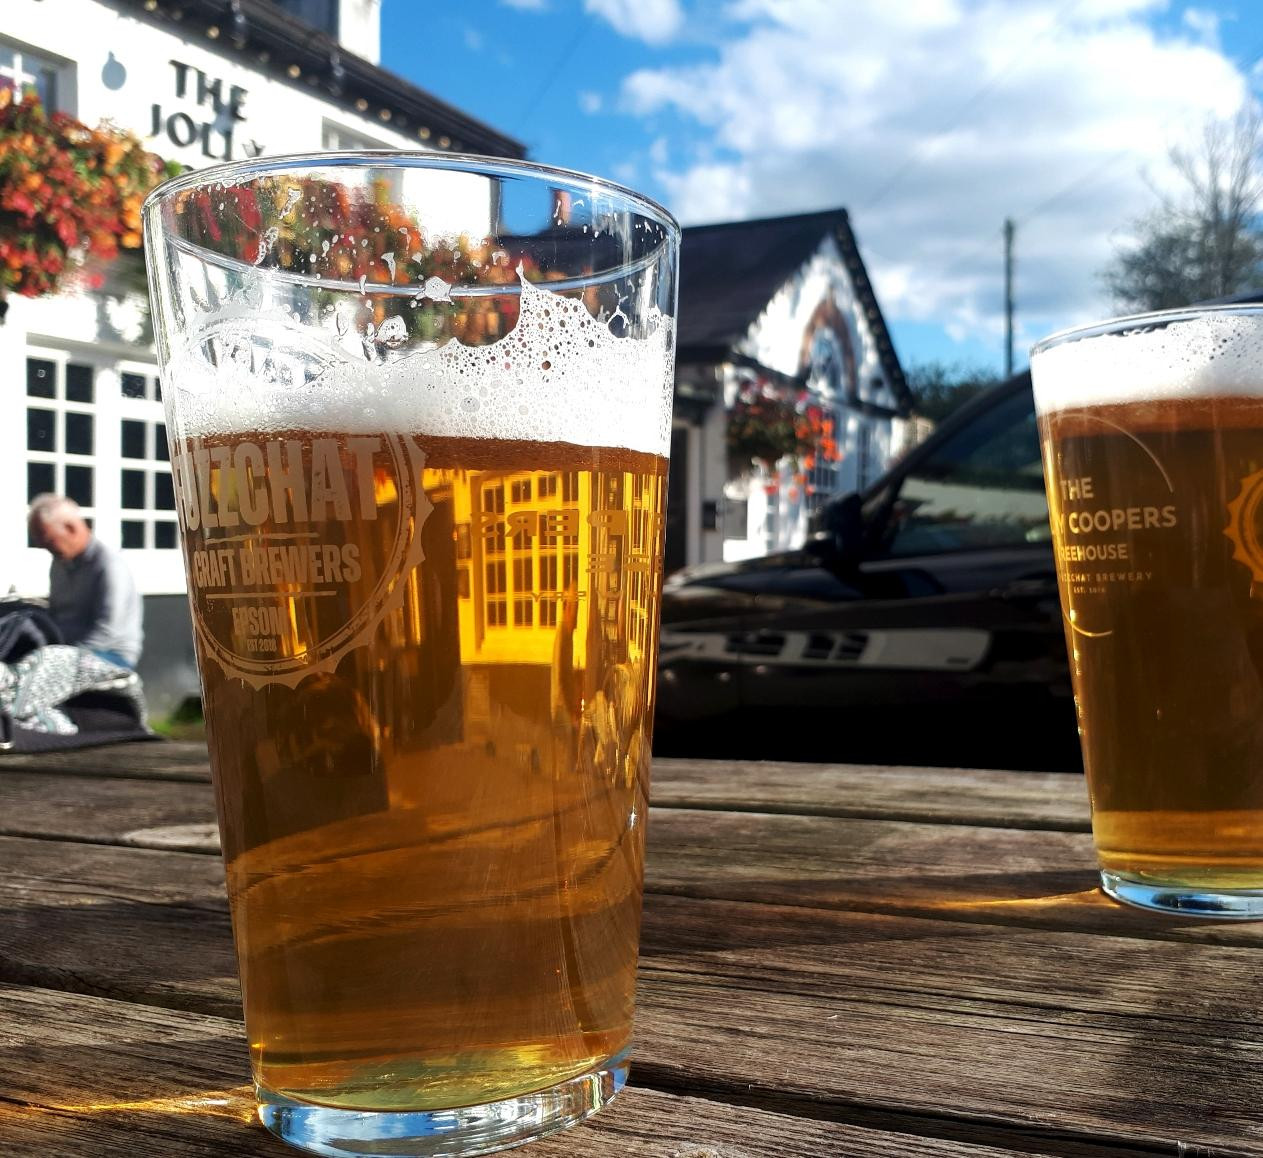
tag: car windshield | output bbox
[881,386,1050,557]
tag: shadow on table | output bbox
[1,898,239,1016]
[1085,932,1263,1151]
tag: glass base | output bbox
[1101,870,1263,919]
[256,1058,628,1158]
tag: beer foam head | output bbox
[1030,308,1263,414]
[165,275,676,457]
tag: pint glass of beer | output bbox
[143,155,679,1154]
[1031,306,1263,918]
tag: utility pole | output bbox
[1004,217,1015,379]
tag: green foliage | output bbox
[1103,110,1263,312]
[905,361,1002,422]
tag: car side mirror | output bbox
[808,491,864,572]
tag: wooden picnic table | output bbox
[2,742,1262,1157]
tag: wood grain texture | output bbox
[0,771,218,850]
[1,765,1259,944]
[4,835,1263,1154]
[644,807,1263,943]
[652,757,1091,831]
[0,986,1041,1158]
[0,740,211,782]
[6,748,1263,1156]
[1,741,1092,829]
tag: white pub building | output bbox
[0,0,523,708]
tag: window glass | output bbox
[27,408,54,451]
[65,363,94,403]
[121,372,147,399]
[27,461,54,500]
[64,412,94,455]
[154,522,178,549]
[322,121,389,151]
[0,41,67,112]
[121,469,147,509]
[27,358,55,398]
[122,420,147,460]
[273,0,338,37]
[882,387,1049,557]
[154,472,176,511]
[154,423,170,461]
[64,464,93,507]
[121,521,145,549]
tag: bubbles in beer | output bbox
[166,274,675,457]
[1033,312,1263,414]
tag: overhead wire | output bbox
[859,0,1085,211]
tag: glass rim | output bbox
[1031,301,1263,358]
[142,148,680,235]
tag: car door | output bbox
[732,381,1077,767]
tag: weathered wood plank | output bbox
[0,772,218,851]
[5,837,1263,1153]
[0,740,211,782]
[0,837,236,1015]
[0,985,1039,1158]
[1,741,1093,832]
[652,757,1091,831]
[0,762,1257,945]
[645,806,1263,942]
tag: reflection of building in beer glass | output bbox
[145,153,679,1158]
[441,459,665,771]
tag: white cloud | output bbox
[579,90,603,114]
[620,0,1252,357]
[1182,7,1220,40]
[584,0,684,45]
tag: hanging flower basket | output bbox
[170,176,553,347]
[727,380,842,475]
[0,90,178,301]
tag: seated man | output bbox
[27,494,143,669]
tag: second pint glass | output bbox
[1032,306,1263,919]
[144,155,679,1154]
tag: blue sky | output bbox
[381,0,1263,376]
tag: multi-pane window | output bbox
[476,470,586,635]
[26,357,97,520]
[25,351,176,552]
[119,381,175,550]
[512,556,533,627]
[484,554,508,627]
[0,40,67,110]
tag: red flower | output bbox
[0,95,176,297]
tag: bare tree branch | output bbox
[1103,107,1263,310]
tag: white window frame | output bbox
[322,119,391,152]
[24,344,184,596]
[0,36,76,113]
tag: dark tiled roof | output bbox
[678,208,910,411]
[109,0,526,158]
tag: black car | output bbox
[653,372,1081,771]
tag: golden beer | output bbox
[147,151,680,1151]
[178,430,667,1110]
[1040,390,1263,900]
